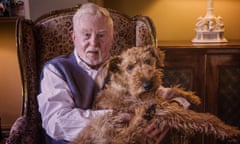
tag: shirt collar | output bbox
[74,48,101,79]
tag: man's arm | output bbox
[37,64,110,141]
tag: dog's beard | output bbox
[129,80,160,100]
[128,71,162,98]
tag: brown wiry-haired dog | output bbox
[71,46,240,144]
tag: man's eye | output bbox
[97,33,105,39]
[84,33,91,38]
[81,32,91,39]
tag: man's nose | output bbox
[89,35,98,46]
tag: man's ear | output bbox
[95,56,122,89]
[147,45,165,68]
[71,30,75,41]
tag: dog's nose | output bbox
[142,81,153,90]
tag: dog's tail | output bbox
[154,104,240,142]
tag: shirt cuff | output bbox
[170,97,190,109]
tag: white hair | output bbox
[73,3,113,32]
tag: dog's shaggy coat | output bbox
[71,46,240,144]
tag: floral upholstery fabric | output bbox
[6,5,156,144]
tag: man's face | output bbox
[72,14,113,68]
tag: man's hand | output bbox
[115,112,169,143]
[117,113,133,122]
[144,120,169,144]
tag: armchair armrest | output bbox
[5,116,27,144]
[6,115,44,144]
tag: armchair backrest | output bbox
[34,7,156,71]
[7,5,157,144]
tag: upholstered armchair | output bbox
[6,5,157,144]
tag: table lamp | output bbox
[192,0,227,43]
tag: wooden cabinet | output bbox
[159,40,240,144]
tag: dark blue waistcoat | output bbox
[40,53,99,144]
[41,53,97,109]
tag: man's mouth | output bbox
[87,51,99,56]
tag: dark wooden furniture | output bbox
[0,117,2,142]
[160,40,240,144]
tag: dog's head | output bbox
[96,46,165,99]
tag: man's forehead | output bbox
[80,29,109,34]
[78,15,110,27]
[79,13,108,21]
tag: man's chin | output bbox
[85,59,103,69]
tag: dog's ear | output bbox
[147,45,165,68]
[107,56,122,73]
[95,56,122,89]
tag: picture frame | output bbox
[0,0,24,18]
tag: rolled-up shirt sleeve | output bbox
[37,64,110,141]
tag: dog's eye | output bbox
[127,65,134,70]
[144,59,152,65]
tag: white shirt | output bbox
[37,49,110,141]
